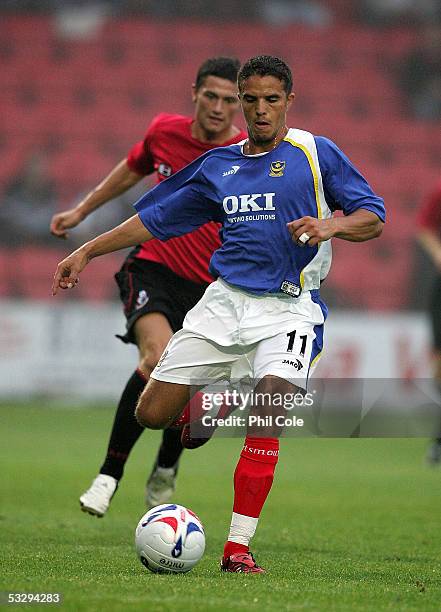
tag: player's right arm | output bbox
[52,151,219,296]
[52,214,152,294]
[50,159,143,239]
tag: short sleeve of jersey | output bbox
[315,136,386,223]
[126,114,168,176]
[134,151,221,241]
[126,140,153,176]
[416,182,441,233]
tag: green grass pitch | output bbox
[1,403,441,611]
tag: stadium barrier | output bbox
[0,301,433,402]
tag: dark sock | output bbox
[100,369,147,480]
[156,428,184,469]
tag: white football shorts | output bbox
[151,278,326,390]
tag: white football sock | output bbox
[227,512,258,546]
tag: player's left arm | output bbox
[287,136,385,246]
[287,208,383,246]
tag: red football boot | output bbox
[220,552,265,573]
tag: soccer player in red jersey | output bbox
[50,57,246,516]
[416,180,441,463]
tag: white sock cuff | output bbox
[227,512,259,546]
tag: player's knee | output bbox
[138,345,166,378]
[248,375,297,436]
[136,412,165,430]
[135,388,168,430]
[135,401,162,430]
[257,374,296,399]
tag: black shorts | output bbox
[115,258,209,345]
[430,275,441,351]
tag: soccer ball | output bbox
[135,504,205,574]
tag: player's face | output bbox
[192,76,240,138]
[239,75,294,146]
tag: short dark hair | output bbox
[238,55,293,94]
[195,57,241,90]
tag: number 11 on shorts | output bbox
[286,330,307,356]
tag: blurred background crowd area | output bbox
[0,0,440,309]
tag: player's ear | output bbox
[191,83,198,103]
[287,92,295,109]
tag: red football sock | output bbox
[233,436,279,516]
[223,436,279,558]
[171,391,206,428]
[217,395,239,420]
[172,391,237,428]
[223,541,249,557]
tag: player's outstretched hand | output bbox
[287,216,335,247]
[52,248,89,295]
[50,208,85,239]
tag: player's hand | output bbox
[52,248,89,295]
[50,208,85,239]
[287,217,336,247]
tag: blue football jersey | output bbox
[134,128,385,296]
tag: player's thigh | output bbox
[151,328,245,386]
[134,312,174,374]
[253,318,324,390]
[115,257,204,349]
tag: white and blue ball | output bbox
[135,504,205,573]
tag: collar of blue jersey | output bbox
[242,126,289,157]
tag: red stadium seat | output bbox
[12,246,123,302]
[0,250,13,297]
[0,14,433,310]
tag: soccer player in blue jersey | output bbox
[53,56,385,573]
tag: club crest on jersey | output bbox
[158,163,172,178]
[135,290,149,309]
[269,161,286,177]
